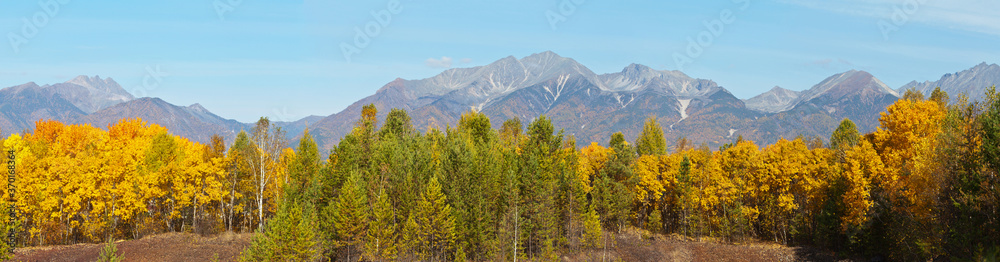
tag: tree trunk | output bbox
[193,194,198,234]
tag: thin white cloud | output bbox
[460,58,473,64]
[425,56,453,68]
[779,0,1000,36]
[805,58,855,69]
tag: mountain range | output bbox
[0,76,318,144]
[1,52,997,151]
[899,62,1000,103]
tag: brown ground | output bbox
[8,229,850,262]
[10,232,253,262]
[563,229,850,262]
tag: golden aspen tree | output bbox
[577,142,612,193]
[17,121,53,244]
[52,124,104,243]
[108,118,162,238]
[633,155,666,211]
[756,138,818,243]
[3,133,29,246]
[173,138,225,233]
[841,140,883,229]
[197,135,227,234]
[873,98,946,219]
[870,97,948,259]
[715,139,760,238]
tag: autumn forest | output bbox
[2,87,1000,261]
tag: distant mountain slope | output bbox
[744,86,799,113]
[751,70,900,142]
[74,98,248,144]
[309,51,605,149]
[790,70,899,133]
[0,76,273,145]
[4,57,996,152]
[0,82,87,137]
[309,51,763,150]
[306,56,951,151]
[899,62,1000,102]
[277,115,324,143]
[48,75,135,113]
[598,63,724,96]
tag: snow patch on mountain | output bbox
[677,99,691,120]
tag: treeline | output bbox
[0,116,307,257]
[2,87,1000,261]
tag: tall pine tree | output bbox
[635,116,666,156]
[365,188,397,261]
[333,171,368,261]
[414,175,456,260]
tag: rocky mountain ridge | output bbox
[2,56,997,151]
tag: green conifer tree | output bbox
[582,205,603,248]
[414,175,457,260]
[289,129,321,197]
[635,116,666,156]
[97,238,124,262]
[830,118,859,162]
[240,191,320,261]
[400,214,420,259]
[365,189,397,261]
[334,171,368,261]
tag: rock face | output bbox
[744,86,800,113]
[751,70,901,142]
[55,75,135,113]
[3,57,996,151]
[790,70,900,133]
[308,51,761,150]
[309,54,991,151]
[899,62,1000,103]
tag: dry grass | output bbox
[561,228,850,262]
[9,228,851,262]
[11,232,253,262]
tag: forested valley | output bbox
[2,87,1000,261]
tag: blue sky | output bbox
[1,0,998,122]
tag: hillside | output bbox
[73,98,247,144]
[900,62,1000,103]
[306,52,919,151]
[3,59,999,150]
